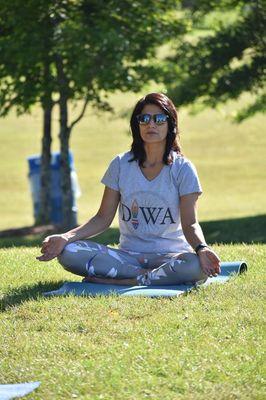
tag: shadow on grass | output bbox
[0,214,265,249]
[201,214,266,244]
[0,229,120,249]
[0,280,66,312]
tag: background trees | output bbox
[0,0,186,228]
[163,0,266,121]
[1,0,264,229]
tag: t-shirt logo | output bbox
[131,199,139,230]
[120,191,177,236]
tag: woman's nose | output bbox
[147,118,156,127]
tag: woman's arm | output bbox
[61,186,120,242]
[37,186,120,261]
[180,193,221,276]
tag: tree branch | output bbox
[69,96,90,132]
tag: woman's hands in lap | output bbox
[36,234,69,261]
[198,248,221,277]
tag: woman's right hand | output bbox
[36,234,69,261]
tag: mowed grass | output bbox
[0,244,265,399]
[0,90,265,399]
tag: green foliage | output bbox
[0,0,54,115]
[0,0,187,227]
[163,0,266,121]
[0,0,185,116]
[235,93,266,122]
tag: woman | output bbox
[37,93,220,286]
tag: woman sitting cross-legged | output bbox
[37,93,220,286]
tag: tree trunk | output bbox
[59,106,75,229]
[37,102,52,225]
[37,53,53,226]
[56,55,76,229]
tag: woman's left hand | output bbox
[198,247,221,277]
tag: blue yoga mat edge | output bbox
[43,261,247,298]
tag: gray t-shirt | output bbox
[101,151,202,253]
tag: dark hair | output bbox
[129,92,181,166]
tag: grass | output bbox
[0,89,265,398]
[0,244,265,399]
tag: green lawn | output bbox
[0,90,265,399]
[0,244,265,399]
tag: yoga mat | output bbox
[0,382,40,400]
[43,261,247,298]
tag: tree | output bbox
[0,0,56,225]
[162,0,266,121]
[0,0,189,228]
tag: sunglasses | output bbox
[136,113,169,125]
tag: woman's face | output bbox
[138,104,168,145]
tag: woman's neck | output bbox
[144,143,165,167]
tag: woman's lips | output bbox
[146,130,157,134]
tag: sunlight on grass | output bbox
[0,245,265,399]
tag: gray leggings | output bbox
[57,240,207,286]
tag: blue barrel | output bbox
[27,152,80,225]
